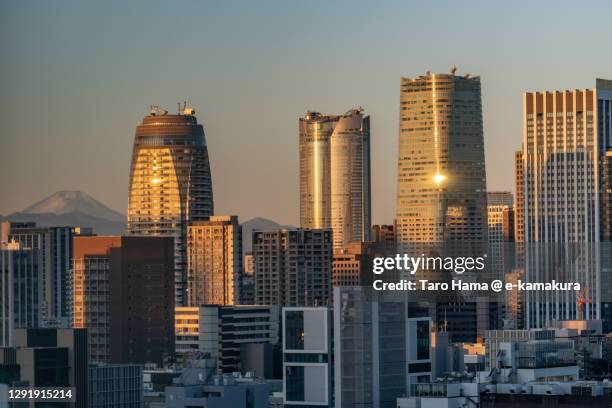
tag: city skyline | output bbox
[2,1,612,226]
[2,3,612,407]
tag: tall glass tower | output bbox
[395,69,489,342]
[128,106,214,306]
[299,108,371,250]
[395,70,487,254]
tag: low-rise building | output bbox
[283,307,333,407]
[89,364,143,408]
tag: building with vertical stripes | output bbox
[520,78,612,327]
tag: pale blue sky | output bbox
[1,0,611,225]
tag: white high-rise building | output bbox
[521,79,612,327]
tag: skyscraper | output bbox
[299,109,371,250]
[128,105,214,306]
[253,229,332,308]
[395,69,487,253]
[395,69,489,342]
[187,215,242,306]
[521,79,612,327]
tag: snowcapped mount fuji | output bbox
[3,191,126,235]
[23,190,125,221]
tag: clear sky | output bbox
[1,1,611,225]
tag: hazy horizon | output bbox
[1,1,611,225]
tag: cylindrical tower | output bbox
[127,106,213,306]
[299,109,371,251]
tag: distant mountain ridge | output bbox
[2,191,126,235]
[2,191,293,242]
[23,190,124,221]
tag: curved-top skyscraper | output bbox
[128,106,214,306]
[299,108,371,250]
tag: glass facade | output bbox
[416,320,429,360]
[299,109,371,250]
[285,365,305,402]
[1,245,43,347]
[396,72,487,253]
[127,107,213,306]
[285,310,305,350]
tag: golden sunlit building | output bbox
[299,109,371,251]
[187,216,242,306]
[395,68,487,253]
[127,106,214,306]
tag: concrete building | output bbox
[73,236,175,365]
[253,229,332,308]
[175,305,279,375]
[1,221,74,327]
[604,151,612,242]
[240,342,280,380]
[520,79,612,327]
[1,327,88,408]
[333,286,433,408]
[332,242,374,287]
[395,68,487,254]
[0,241,42,347]
[187,215,242,306]
[398,380,612,408]
[88,364,144,408]
[242,253,255,304]
[487,192,515,277]
[283,307,333,407]
[164,369,276,408]
[175,306,200,360]
[299,109,371,250]
[127,106,214,307]
[485,329,556,370]
[372,223,396,254]
[515,151,525,249]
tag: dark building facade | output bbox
[253,229,332,308]
[73,236,175,366]
[1,327,88,408]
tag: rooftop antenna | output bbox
[177,102,181,114]
[451,64,457,75]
